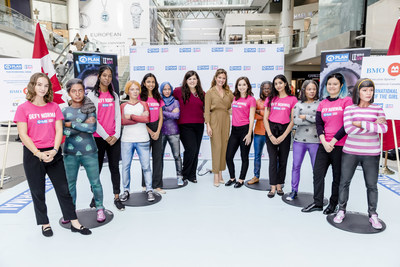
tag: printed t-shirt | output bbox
[264,95,297,124]
[232,96,256,127]
[14,101,64,148]
[317,96,353,146]
[94,91,115,138]
[141,97,165,123]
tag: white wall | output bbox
[180,18,222,42]
[366,0,400,49]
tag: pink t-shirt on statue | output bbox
[264,95,297,124]
[140,97,165,123]
[94,91,116,138]
[232,96,256,127]
[13,101,64,148]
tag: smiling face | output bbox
[162,84,171,98]
[326,77,341,98]
[215,73,226,88]
[34,77,49,99]
[145,76,156,91]
[305,83,317,101]
[274,78,286,93]
[99,69,112,88]
[68,84,85,104]
[187,75,198,89]
[359,86,374,104]
[128,83,140,100]
[262,83,271,98]
[237,79,248,96]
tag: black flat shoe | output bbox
[301,203,323,213]
[42,226,53,237]
[323,204,337,215]
[267,190,276,198]
[225,179,236,186]
[89,197,96,208]
[71,225,92,235]
[277,189,284,196]
[188,179,197,183]
[234,181,244,188]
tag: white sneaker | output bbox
[147,191,155,202]
[177,177,184,186]
[333,210,345,224]
[369,214,383,230]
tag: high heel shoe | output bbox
[71,225,92,235]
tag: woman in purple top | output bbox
[173,71,205,183]
[160,82,183,186]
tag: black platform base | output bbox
[162,177,188,190]
[327,211,386,234]
[59,208,114,229]
[123,192,162,207]
[244,179,270,191]
[281,192,328,207]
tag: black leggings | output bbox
[226,125,252,181]
[142,120,163,188]
[23,146,77,225]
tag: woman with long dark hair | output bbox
[14,73,91,236]
[263,74,297,198]
[173,71,205,183]
[87,65,124,211]
[302,73,352,214]
[140,73,165,194]
[205,69,234,186]
[225,77,256,188]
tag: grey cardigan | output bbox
[293,100,319,143]
[87,90,121,140]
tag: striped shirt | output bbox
[343,104,387,156]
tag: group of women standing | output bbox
[15,66,386,237]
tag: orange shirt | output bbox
[254,98,266,135]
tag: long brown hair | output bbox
[210,69,229,91]
[181,70,204,104]
[26,72,53,103]
[233,76,253,100]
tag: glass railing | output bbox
[0,4,65,53]
[155,0,253,6]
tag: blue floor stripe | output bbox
[378,174,400,196]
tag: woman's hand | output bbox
[207,124,212,137]
[124,114,131,119]
[243,133,252,146]
[322,140,334,153]
[64,122,72,128]
[151,131,160,140]
[172,108,179,113]
[299,115,306,120]
[84,117,95,124]
[352,121,362,128]
[375,117,386,124]
[269,135,278,145]
[141,111,149,117]
[275,135,285,145]
[108,136,118,146]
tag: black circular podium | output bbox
[59,208,114,229]
[162,177,188,190]
[327,211,386,234]
[244,179,271,191]
[282,192,328,207]
[123,192,162,207]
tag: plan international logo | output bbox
[4,64,22,70]
[326,53,349,63]
[212,47,224,52]
[147,48,160,53]
[179,48,191,53]
[197,65,210,70]
[244,48,256,53]
[262,66,274,71]
[78,55,100,65]
[165,65,177,71]
[229,66,242,71]
[133,66,145,71]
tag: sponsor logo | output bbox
[194,48,201,52]
[211,65,218,70]
[130,48,137,53]
[326,53,349,63]
[102,104,109,107]
[244,48,256,53]
[277,47,284,52]
[351,53,365,61]
[147,48,160,53]
[165,65,177,70]
[37,119,48,124]
[262,65,274,71]
[4,64,22,70]
[133,66,145,71]
[212,47,224,52]
[251,83,256,88]
[179,66,186,70]
[102,57,113,64]
[197,65,209,70]
[244,66,251,71]
[161,48,169,53]
[147,66,154,71]
[225,47,233,52]
[366,67,385,74]
[179,48,191,53]
[275,65,284,70]
[24,65,33,69]
[388,63,400,76]
[258,48,266,53]
[229,66,242,71]
[78,55,100,64]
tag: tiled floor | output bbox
[0,129,399,266]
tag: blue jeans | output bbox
[162,134,183,177]
[64,153,104,210]
[253,134,266,178]
[121,141,152,192]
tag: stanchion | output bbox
[0,121,12,189]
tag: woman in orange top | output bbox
[248,81,271,184]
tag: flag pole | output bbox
[392,120,400,179]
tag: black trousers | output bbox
[142,120,163,188]
[226,125,252,181]
[95,137,121,195]
[313,144,343,207]
[265,121,291,186]
[179,123,204,181]
[23,146,77,225]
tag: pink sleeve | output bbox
[13,104,27,123]
[54,104,64,120]
[343,107,367,135]
[160,99,165,108]
[264,98,269,107]
[344,97,353,108]
[250,97,256,107]
[317,100,323,112]
[291,97,298,109]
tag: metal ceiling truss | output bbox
[157,6,259,20]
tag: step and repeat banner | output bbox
[0,59,41,121]
[130,44,285,159]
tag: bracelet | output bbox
[268,135,272,137]
[52,148,58,153]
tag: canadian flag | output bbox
[32,23,64,104]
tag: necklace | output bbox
[100,0,109,22]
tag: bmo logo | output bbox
[388,63,400,76]
[366,67,385,74]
